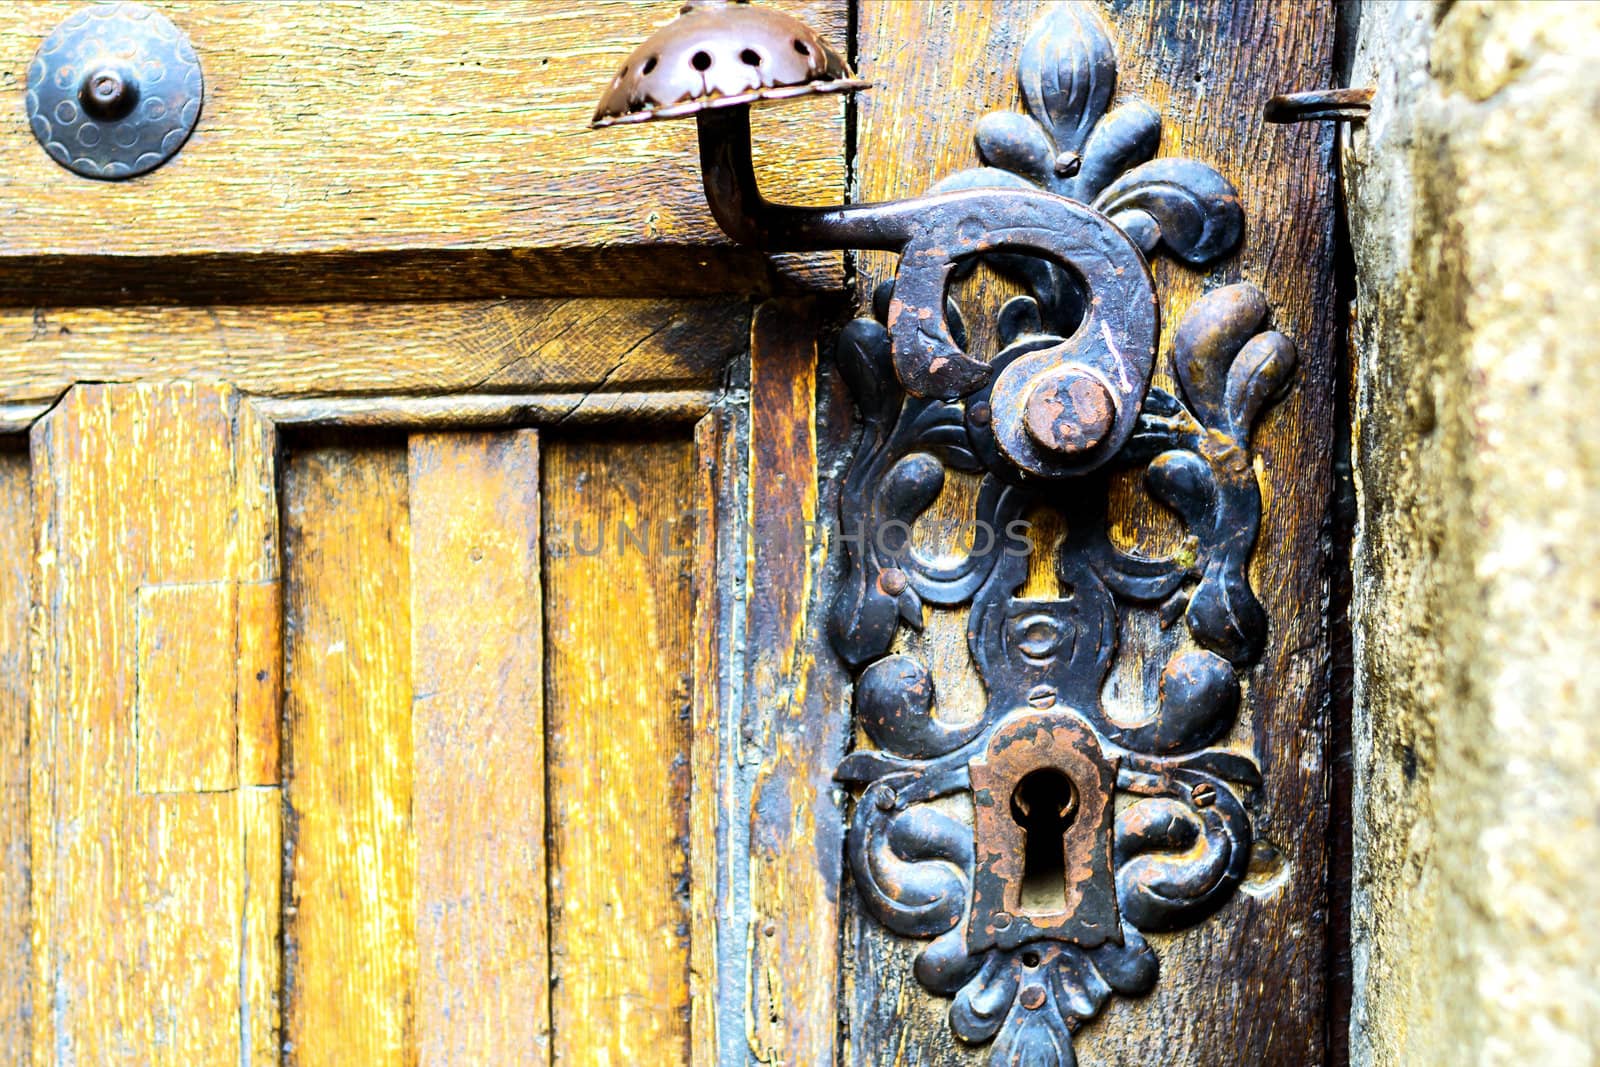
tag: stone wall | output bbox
[1343,2,1600,1063]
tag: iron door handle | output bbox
[590,4,1298,1063]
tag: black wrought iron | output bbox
[25,1,204,180]
[593,3,1297,1063]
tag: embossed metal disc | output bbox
[592,0,868,128]
[25,2,203,180]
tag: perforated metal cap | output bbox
[591,0,868,128]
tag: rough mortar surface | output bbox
[1344,2,1600,1063]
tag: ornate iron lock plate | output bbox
[592,3,1297,1063]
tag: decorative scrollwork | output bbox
[831,5,1296,1065]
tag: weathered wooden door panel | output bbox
[279,428,698,1066]
[0,2,849,301]
[16,386,702,1064]
[0,445,27,1067]
[28,383,281,1066]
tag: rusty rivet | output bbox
[968,400,992,427]
[878,568,909,596]
[1191,783,1217,808]
[1027,684,1057,708]
[81,67,137,121]
[993,911,1013,930]
[1052,151,1081,178]
[1019,985,1047,1010]
[1023,370,1115,457]
[763,921,777,938]
[874,788,898,811]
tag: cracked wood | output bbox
[0,298,747,407]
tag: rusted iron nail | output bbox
[763,921,777,938]
[1019,985,1047,1010]
[1191,783,1217,808]
[993,911,1013,930]
[878,567,909,596]
[874,788,898,811]
[1027,684,1057,709]
[82,67,137,120]
[1264,87,1374,124]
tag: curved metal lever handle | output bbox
[694,106,1158,477]
[586,0,1244,482]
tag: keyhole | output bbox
[1009,768,1078,914]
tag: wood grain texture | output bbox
[692,400,758,1067]
[0,405,48,434]
[0,298,747,406]
[0,1,847,300]
[743,299,853,1066]
[845,2,1339,1064]
[238,579,283,787]
[409,430,549,1065]
[27,383,281,1066]
[542,436,696,1067]
[281,443,415,1067]
[136,582,240,794]
[259,390,717,432]
[0,449,30,1064]
[242,783,284,1065]
[689,412,728,1067]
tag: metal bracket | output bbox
[592,3,1296,1062]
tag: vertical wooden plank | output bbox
[282,444,415,1067]
[242,785,284,1066]
[408,430,549,1065]
[690,413,726,1067]
[0,448,30,1062]
[235,399,286,1067]
[28,383,278,1066]
[238,580,285,788]
[543,436,696,1067]
[743,300,852,1065]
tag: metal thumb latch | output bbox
[591,3,1297,1064]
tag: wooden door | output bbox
[0,2,1339,1065]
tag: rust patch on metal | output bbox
[968,712,1120,953]
[1022,369,1116,456]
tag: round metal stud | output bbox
[1022,368,1116,458]
[592,0,868,128]
[25,2,204,180]
[876,567,909,597]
